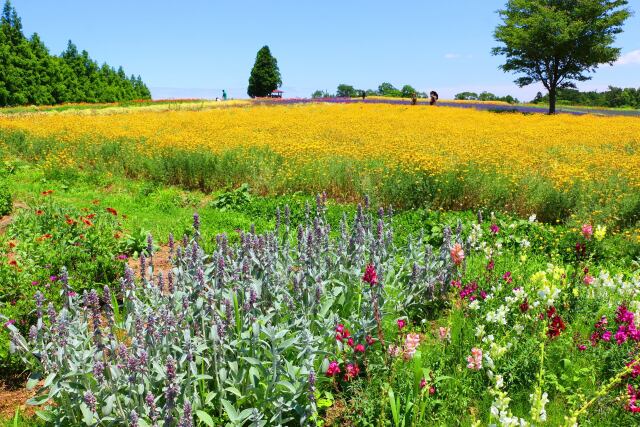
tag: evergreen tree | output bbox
[247,45,281,98]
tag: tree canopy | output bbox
[492,0,630,113]
[0,1,151,107]
[247,45,282,98]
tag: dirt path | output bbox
[0,378,37,420]
[0,201,27,235]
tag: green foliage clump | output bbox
[0,0,151,106]
[247,45,282,98]
[0,179,11,216]
[210,183,252,211]
[0,196,127,373]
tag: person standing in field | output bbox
[430,91,439,105]
[411,92,418,105]
[361,90,366,100]
[222,90,227,100]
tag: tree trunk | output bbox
[548,87,557,114]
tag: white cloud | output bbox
[444,53,462,59]
[615,50,640,65]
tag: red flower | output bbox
[354,344,365,353]
[397,319,406,330]
[362,264,378,286]
[106,207,118,216]
[41,190,54,196]
[326,361,340,377]
[519,299,529,313]
[36,210,44,216]
[86,213,96,220]
[365,335,376,346]
[82,218,93,227]
[347,337,354,347]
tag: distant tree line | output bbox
[454,91,520,104]
[312,82,428,99]
[0,0,151,107]
[530,86,640,109]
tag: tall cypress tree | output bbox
[247,45,282,98]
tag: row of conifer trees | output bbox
[0,1,151,107]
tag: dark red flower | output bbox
[362,264,378,286]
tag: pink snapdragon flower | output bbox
[397,319,406,330]
[466,347,483,370]
[582,224,593,240]
[404,333,421,360]
[438,327,451,341]
[450,243,465,266]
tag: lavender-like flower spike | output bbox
[129,409,139,427]
[147,233,154,255]
[167,270,175,294]
[83,391,97,413]
[164,356,179,425]
[178,401,193,427]
[146,392,158,421]
[93,360,105,383]
[308,369,316,402]
[140,253,147,281]
[168,232,175,255]
[193,212,200,232]
[35,291,44,320]
[28,325,38,342]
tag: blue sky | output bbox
[11,0,640,100]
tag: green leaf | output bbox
[196,410,215,427]
[79,403,95,425]
[277,380,297,394]
[221,399,239,422]
[42,372,56,388]
[26,373,42,390]
[225,386,243,397]
[35,410,54,422]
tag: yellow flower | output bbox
[594,225,607,241]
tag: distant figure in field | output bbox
[411,92,418,105]
[222,90,227,100]
[361,90,366,100]
[430,91,439,106]
[215,97,220,102]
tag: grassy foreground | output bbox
[2,161,640,425]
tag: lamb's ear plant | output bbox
[5,196,457,426]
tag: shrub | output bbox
[0,179,12,216]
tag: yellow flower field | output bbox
[1,103,638,189]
